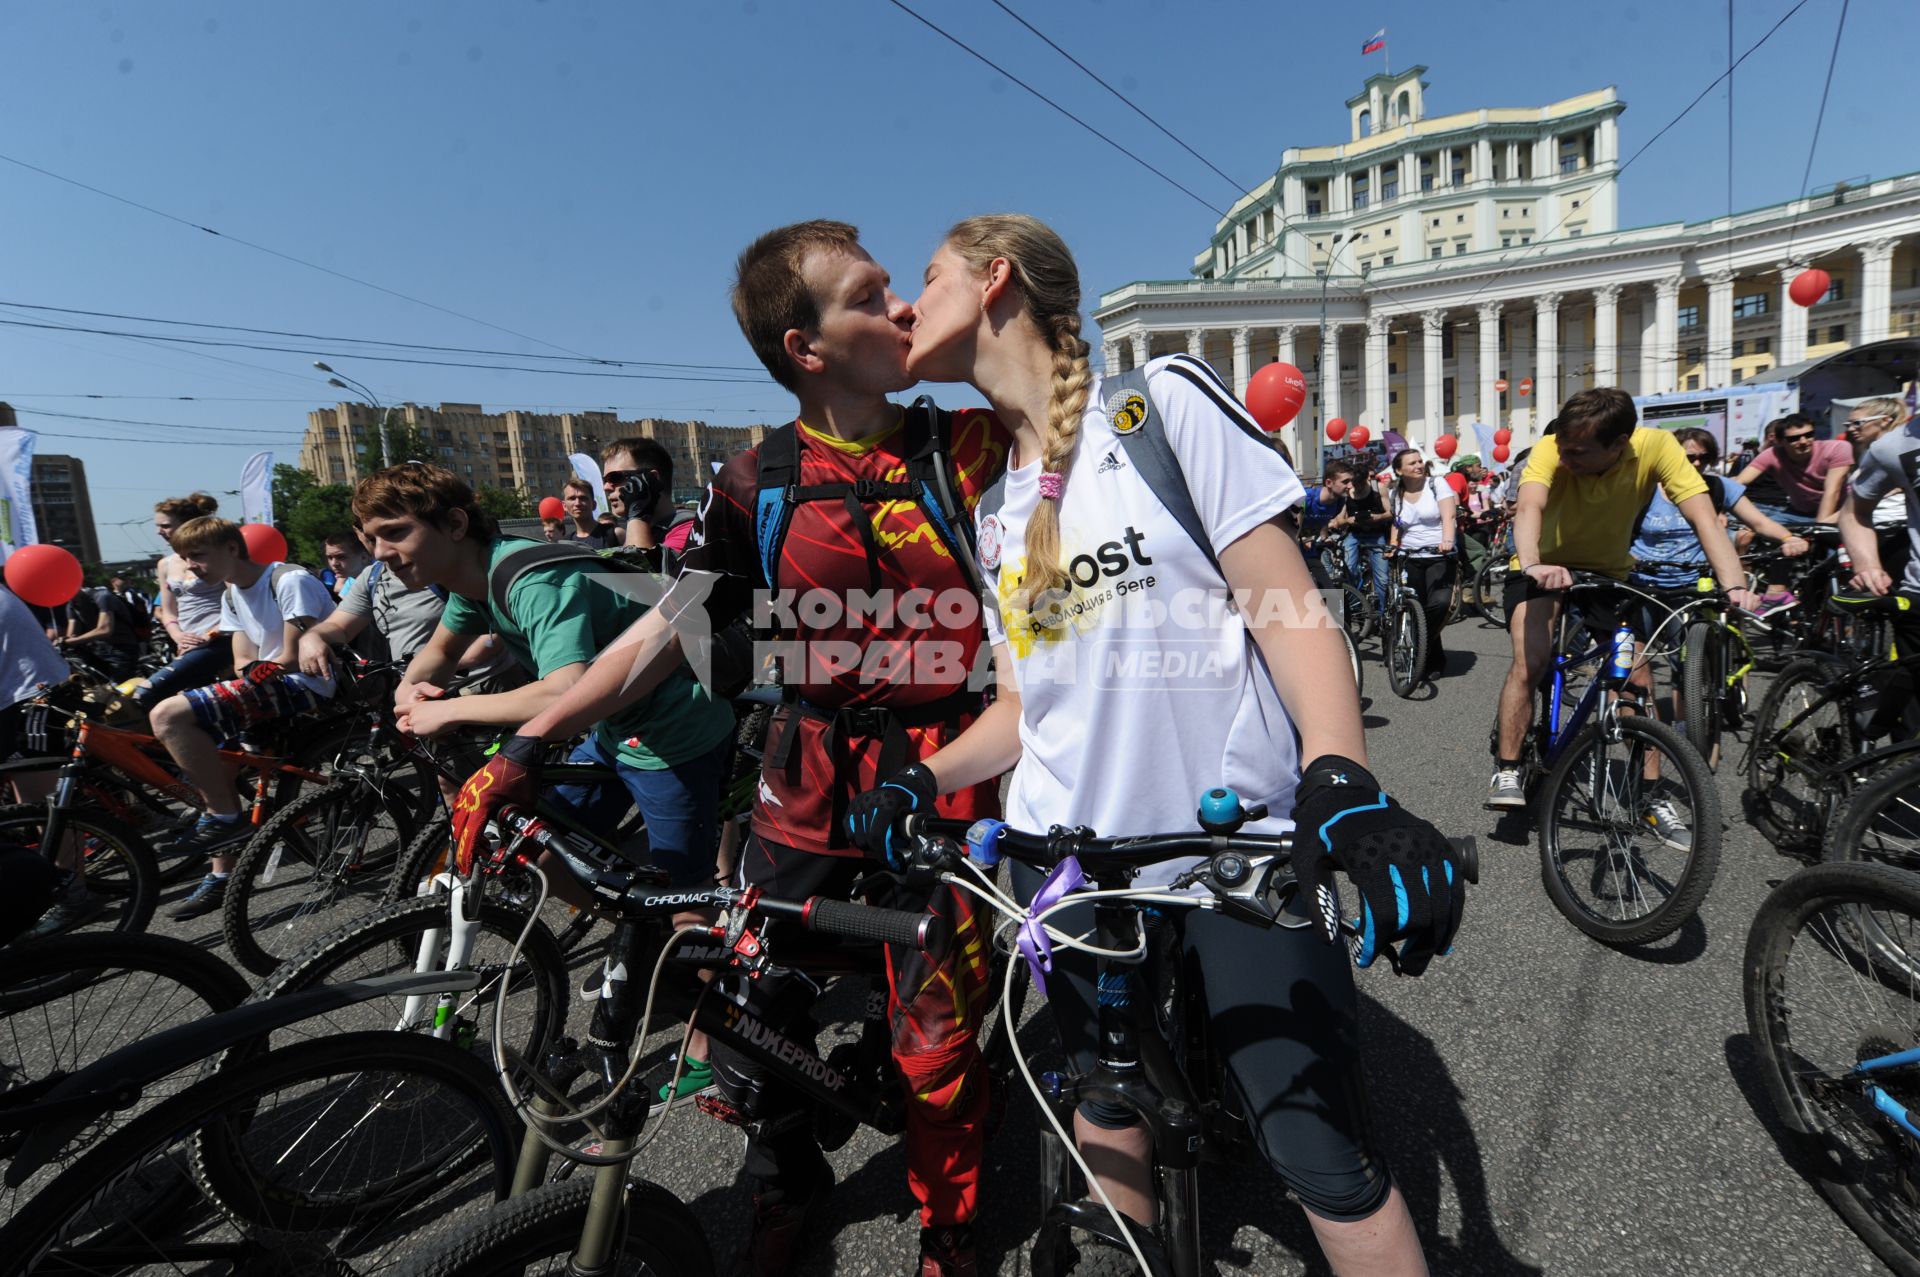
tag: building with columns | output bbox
[1093,67,1920,472]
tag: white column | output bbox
[1231,326,1251,399]
[1639,292,1660,394]
[1592,283,1621,386]
[1364,313,1390,431]
[1320,322,1344,432]
[1860,238,1900,345]
[1705,269,1735,389]
[1102,340,1122,377]
[1654,274,1684,393]
[1421,310,1445,445]
[1129,331,1150,369]
[1535,293,1562,424]
[1186,327,1207,359]
[1777,260,1810,367]
[1276,324,1298,368]
[1477,302,1503,428]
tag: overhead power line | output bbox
[1785,0,1852,256]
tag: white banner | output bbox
[0,428,38,562]
[240,450,274,526]
[567,452,610,517]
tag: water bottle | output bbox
[1606,624,1636,682]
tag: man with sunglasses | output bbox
[1838,397,1920,734]
[601,436,677,554]
[1734,413,1852,522]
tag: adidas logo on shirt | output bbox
[1097,448,1125,474]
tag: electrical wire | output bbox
[1784,0,1852,258]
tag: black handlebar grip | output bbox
[802,897,951,958]
[1450,836,1479,885]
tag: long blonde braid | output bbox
[944,214,1091,616]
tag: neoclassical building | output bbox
[1092,67,1920,470]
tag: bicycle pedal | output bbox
[695,1093,749,1127]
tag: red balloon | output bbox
[1347,425,1371,449]
[538,496,566,520]
[1326,418,1348,442]
[1494,427,1512,445]
[1493,444,1511,464]
[240,523,289,564]
[1446,472,1469,498]
[1433,434,1458,460]
[1789,268,1831,307]
[1246,362,1308,432]
[4,544,83,608]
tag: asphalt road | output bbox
[113,611,1885,1276]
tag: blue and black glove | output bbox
[1288,754,1463,976]
[845,763,938,867]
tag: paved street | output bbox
[128,609,1884,1275]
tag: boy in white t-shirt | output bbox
[147,516,336,920]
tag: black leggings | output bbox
[1012,861,1394,1223]
[1396,554,1456,670]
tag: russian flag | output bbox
[1362,29,1386,55]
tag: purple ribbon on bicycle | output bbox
[1018,855,1087,997]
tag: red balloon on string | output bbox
[1494,427,1513,445]
[240,523,289,564]
[1493,444,1511,464]
[1326,418,1348,442]
[1446,472,1469,498]
[1246,362,1308,432]
[1348,425,1371,449]
[1433,434,1458,460]
[538,496,565,520]
[1788,268,1831,307]
[3,544,83,608]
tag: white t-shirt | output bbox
[1390,481,1453,550]
[0,587,70,710]
[219,563,337,696]
[980,355,1307,888]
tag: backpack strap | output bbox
[753,422,801,589]
[903,397,985,597]
[1104,365,1226,581]
[486,539,607,625]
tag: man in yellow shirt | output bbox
[1488,387,1758,809]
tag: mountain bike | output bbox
[886,803,1476,1277]
[1501,572,1722,945]
[1744,860,1920,1276]
[1382,548,1448,698]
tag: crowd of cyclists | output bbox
[4,208,1918,1276]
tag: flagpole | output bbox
[1384,39,1390,78]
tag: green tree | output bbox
[281,483,355,568]
[271,463,318,522]
[356,417,433,474]
[474,484,535,520]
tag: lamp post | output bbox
[314,362,391,469]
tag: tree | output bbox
[271,463,318,522]
[356,417,433,474]
[281,483,355,568]
[474,484,534,520]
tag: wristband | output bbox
[1297,754,1379,803]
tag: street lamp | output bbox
[314,361,391,468]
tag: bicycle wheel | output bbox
[1826,752,1920,872]
[391,1175,715,1276]
[1339,582,1372,644]
[1748,655,1861,853]
[1680,620,1730,770]
[223,776,417,975]
[1384,597,1428,699]
[1475,556,1510,628]
[0,1032,518,1274]
[250,894,569,1074]
[1745,862,1920,1277]
[0,803,160,936]
[1,932,250,1219]
[1538,713,1722,945]
[1340,625,1365,702]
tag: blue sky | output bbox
[0,0,1900,560]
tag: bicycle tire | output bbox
[249,893,569,1073]
[1338,582,1372,644]
[391,1174,716,1276]
[1744,861,1920,1277]
[1340,624,1364,702]
[1679,620,1727,770]
[1,1032,518,1273]
[0,803,160,937]
[223,776,417,975]
[1385,597,1428,699]
[1538,714,1722,945]
[1825,751,1920,873]
[1475,556,1509,628]
[1747,654,1860,853]
[388,814,458,905]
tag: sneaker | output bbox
[24,884,107,939]
[919,1224,978,1277]
[651,1053,717,1111]
[170,872,229,921]
[1758,588,1798,613]
[1485,768,1527,810]
[1642,796,1692,852]
[728,1171,833,1277]
[164,812,249,857]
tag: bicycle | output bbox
[1743,860,1920,1276]
[1501,572,1723,945]
[1381,548,1449,698]
[881,802,1476,1277]
[1302,535,1368,700]
[1471,514,1515,629]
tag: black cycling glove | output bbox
[845,763,938,867]
[1288,754,1463,976]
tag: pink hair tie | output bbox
[1037,472,1065,501]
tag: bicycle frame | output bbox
[1855,1045,1920,1140]
[1758,653,1920,795]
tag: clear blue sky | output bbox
[0,0,1899,560]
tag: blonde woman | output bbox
[846,214,1459,1276]
[133,493,233,709]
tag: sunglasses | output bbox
[1780,431,1816,443]
[1846,414,1892,430]
[1685,453,1710,466]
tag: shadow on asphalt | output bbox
[1721,1033,1829,1220]
[1612,912,1710,966]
